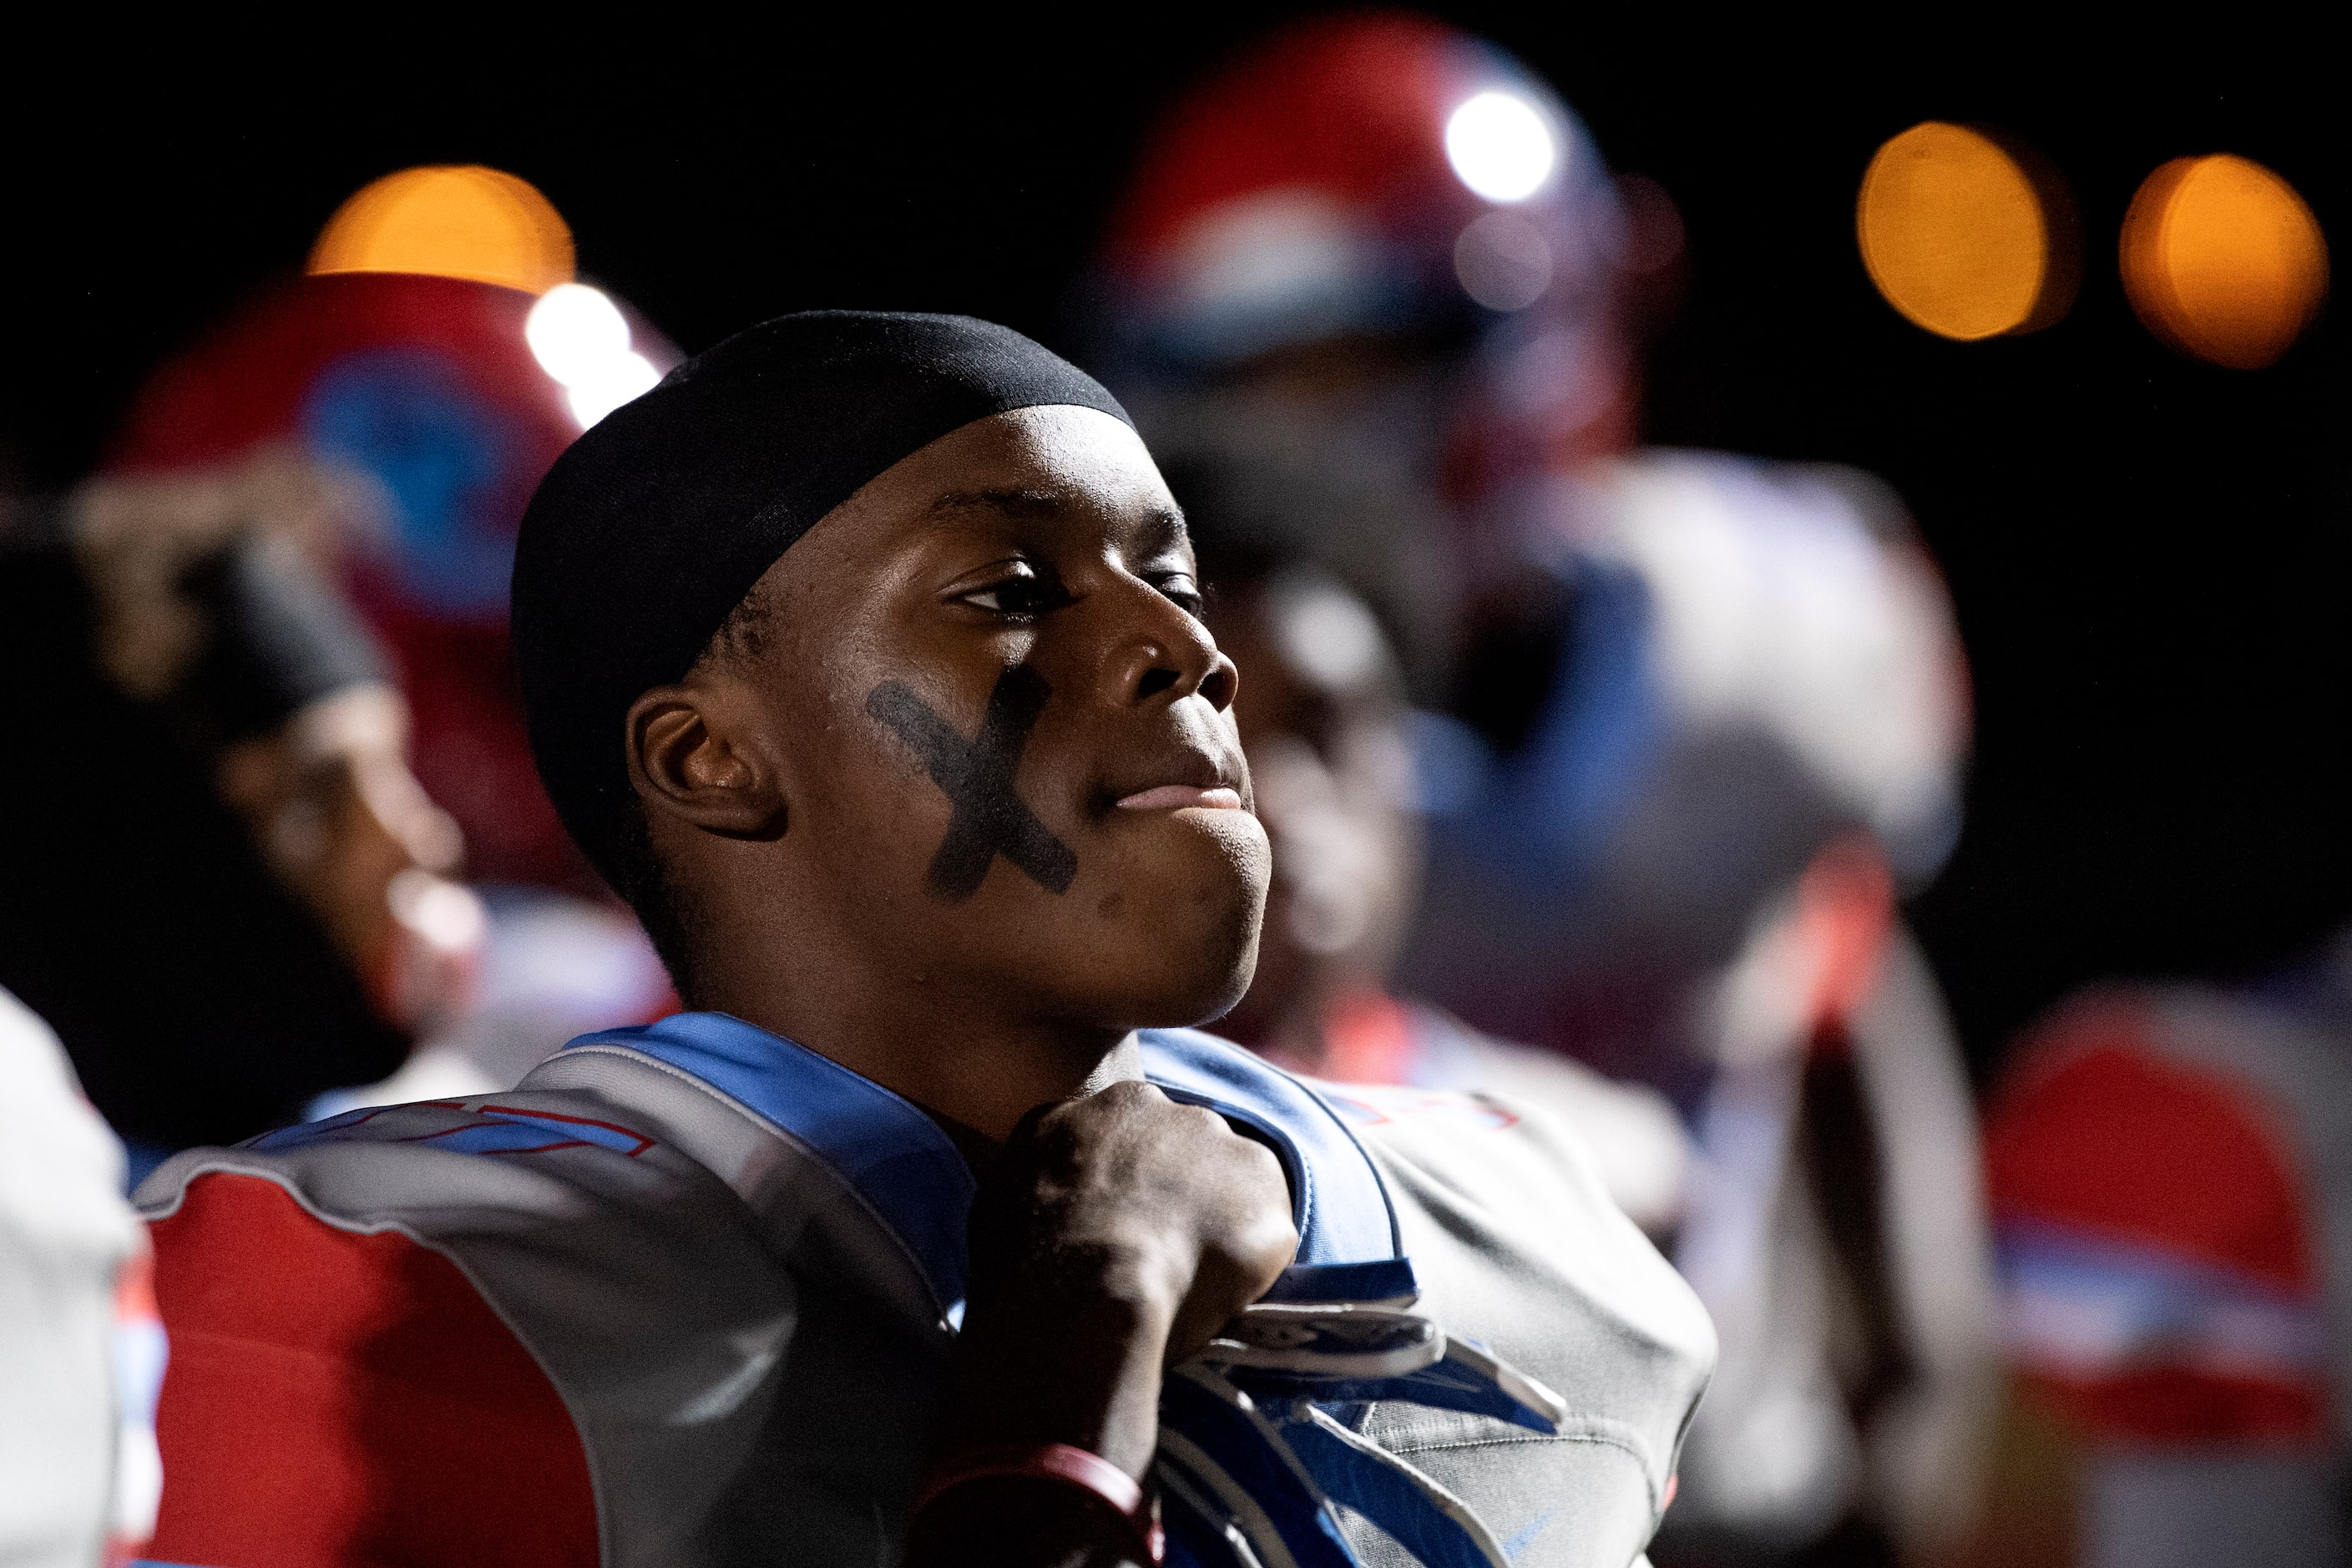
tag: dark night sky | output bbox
[5,17,2341,1079]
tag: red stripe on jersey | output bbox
[147,1172,597,1567]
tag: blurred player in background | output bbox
[1184,500,1692,1237]
[0,168,675,1173]
[1090,15,1996,1563]
[1977,955,2352,1566]
[2,459,434,1170]
[107,164,671,895]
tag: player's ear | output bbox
[626,682,787,838]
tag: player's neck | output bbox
[687,935,1141,1142]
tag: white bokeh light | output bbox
[1454,212,1554,311]
[563,351,661,429]
[525,283,656,427]
[526,284,630,385]
[1444,91,1557,205]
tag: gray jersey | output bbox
[139,1014,1711,1567]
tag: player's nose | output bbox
[1091,576,1236,714]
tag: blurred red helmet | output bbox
[108,170,677,888]
[1098,12,1625,377]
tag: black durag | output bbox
[511,311,1131,885]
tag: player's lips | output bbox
[1103,747,1247,813]
[1115,784,1245,812]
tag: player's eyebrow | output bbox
[1129,505,1191,561]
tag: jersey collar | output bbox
[563,1013,1415,1323]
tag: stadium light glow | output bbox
[309,165,574,296]
[2122,154,2329,370]
[1857,123,2074,341]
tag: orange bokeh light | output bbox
[1858,123,2076,341]
[2121,154,2329,370]
[308,165,574,296]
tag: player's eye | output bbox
[958,564,1070,620]
[1154,573,1206,620]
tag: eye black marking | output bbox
[865,665,1079,903]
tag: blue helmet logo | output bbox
[303,348,518,619]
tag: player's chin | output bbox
[1090,812,1270,1026]
[1125,922,1265,1029]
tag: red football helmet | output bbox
[1095,12,1635,471]
[109,180,677,890]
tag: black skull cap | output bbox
[512,310,1131,880]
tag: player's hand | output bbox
[946,1079,1298,1475]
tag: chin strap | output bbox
[1156,1303,1563,1568]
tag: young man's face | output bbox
[669,405,1269,1034]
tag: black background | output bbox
[5,15,2340,1081]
